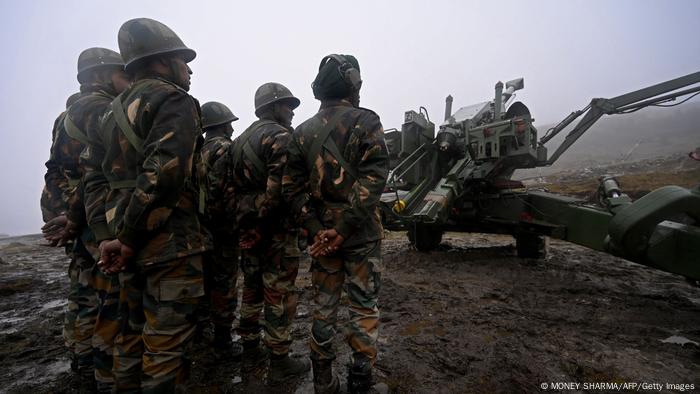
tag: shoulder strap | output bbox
[232,119,277,175]
[63,114,91,147]
[306,107,356,178]
[110,95,144,155]
[325,136,359,180]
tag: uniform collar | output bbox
[320,99,354,110]
[79,82,118,97]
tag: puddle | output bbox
[660,335,699,346]
[40,299,68,312]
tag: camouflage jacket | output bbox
[82,75,211,265]
[200,132,232,226]
[64,84,119,229]
[41,111,72,222]
[218,117,293,234]
[282,100,389,247]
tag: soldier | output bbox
[224,82,310,381]
[40,91,81,374]
[282,54,389,393]
[42,47,130,392]
[198,101,241,357]
[92,18,210,392]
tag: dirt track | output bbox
[1,232,699,393]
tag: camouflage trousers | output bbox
[202,234,239,329]
[72,243,99,368]
[93,268,120,387]
[113,254,204,394]
[237,231,300,355]
[63,249,78,357]
[310,240,382,364]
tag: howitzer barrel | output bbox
[444,95,453,121]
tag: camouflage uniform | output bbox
[40,101,78,361]
[200,128,239,334]
[83,73,210,392]
[67,80,127,389]
[282,99,389,366]
[224,117,302,356]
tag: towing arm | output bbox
[542,71,700,165]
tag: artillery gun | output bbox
[382,71,700,280]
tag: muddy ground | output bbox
[1,230,698,394]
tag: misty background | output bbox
[0,0,698,236]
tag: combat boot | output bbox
[96,381,114,394]
[268,353,311,384]
[77,363,96,393]
[213,325,242,360]
[312,359,339,394]
[347,353,373,394]
[240,340,269,371]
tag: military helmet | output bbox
[118,18,196,73]
[201,101,239,129]
[76,47,124,83]
[254,82,300,115]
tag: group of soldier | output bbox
[40,17,388,394]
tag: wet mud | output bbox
[1,233,698,393]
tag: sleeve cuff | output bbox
[117,225,143,249]
[303,217,324,239]
[90,221,113,243]
[335,219,356,240]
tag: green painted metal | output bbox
[382,71,700,280]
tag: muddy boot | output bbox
[213,325,243,360]
[347,353,373,394]
[268,353,311,384]
[241,340,269,371]
[96,381,114,394]
[312,359,339,394]
[77,364,96,393]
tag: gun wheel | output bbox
[515,233,548,259]
[408,224,443,251]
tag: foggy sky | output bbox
[0,0,699,235]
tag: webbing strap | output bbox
[306,107,357,179]
[109,180,137,189]
[111,96,144,155]
[243,142,266,175]
[232,119,276,175]
[63,115,91,147]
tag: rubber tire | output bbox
[408,224,443,251]
[515,233,547,259]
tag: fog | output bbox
[0,0,698,235]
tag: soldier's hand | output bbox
[309,229,344,258]
[111,243,136,274]
[41,215,68,246]
[42,215,67,233]
[57,219,79,246]
[98,239,120,272]
[98,239,133,274]
[325,229,345,254]
[309,230,328,258]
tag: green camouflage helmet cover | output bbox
[118,18,196,73]
[76,47,124,83]
[254,82,300,116]
[201,101,239,129]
